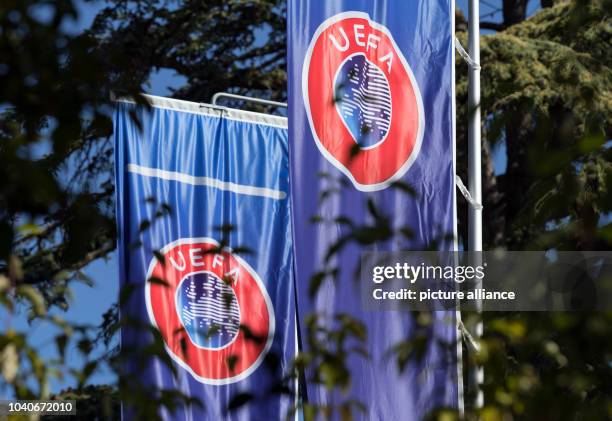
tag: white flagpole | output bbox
[467,0,484,410]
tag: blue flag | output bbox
[114,96,295,420]
[288,1,460,419]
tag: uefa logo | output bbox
[145,238,275,385]
[303,12,425,191]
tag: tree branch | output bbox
[20,239,116,286]
[480,21,507,31]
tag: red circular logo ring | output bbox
[145,238,274,385]
[303,12,425,191]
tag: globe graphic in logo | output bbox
[334,53,392,149]
[176,272,241,349]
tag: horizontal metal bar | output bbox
[212,92,288,109]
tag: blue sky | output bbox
[2,0,530,397]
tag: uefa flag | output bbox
[114,95,295,420]
[288,1,460,419]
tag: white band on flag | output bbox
[127,163,287,200]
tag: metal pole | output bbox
[468,0,484,410]
[211,92,288,108]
